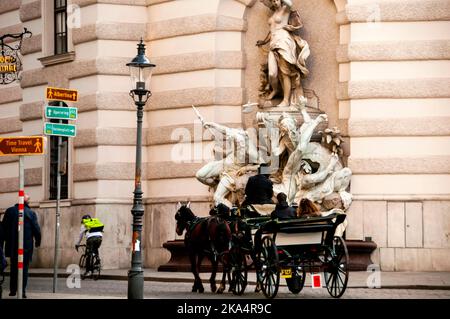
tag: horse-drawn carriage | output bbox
[175,203,349,299]
[228,206,349,299]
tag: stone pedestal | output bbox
[158,238,377,272]
[157,240,191,272]
[157,240,219,272]
[346,239,377,271]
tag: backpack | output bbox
[82,218,104,233]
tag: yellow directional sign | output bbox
[0,136,45,156]
[46,87,78,102]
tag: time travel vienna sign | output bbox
[0,136,44,156]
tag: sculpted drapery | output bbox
[258,0,310,107]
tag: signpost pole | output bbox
[44,88,78,293]
[17,155,24,299]
[0,137,44,298]
[52,104,63,293]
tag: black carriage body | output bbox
[228,212,349,299]
[268,214,346,268]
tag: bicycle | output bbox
[77,244,101,280]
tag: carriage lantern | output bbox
[126,39,155,299]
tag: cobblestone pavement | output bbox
[2,277,450,299]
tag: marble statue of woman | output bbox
[257,0,310,107]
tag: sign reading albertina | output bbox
[44,123,77,137]
[46,87,78,102]
[45,106,78,120]
[0,28,32,85]
[0,136,44,156]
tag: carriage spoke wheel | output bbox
[286,266,306,294]
[92,255,101,281]
[324,236,349,298]
[230,248,248,295]
[257,236,280,299]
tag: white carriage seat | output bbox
[249,204,276,216]
[321,208,347,237]
[276,231,323,246]
[275,209,347,246]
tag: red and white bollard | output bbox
[17,156,24,299]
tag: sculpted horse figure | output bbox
[175,202,232,293]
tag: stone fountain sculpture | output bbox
[194,0,352,213]
[161,0,373,274]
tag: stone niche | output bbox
[243,0,340,132]
[158,0,376,272]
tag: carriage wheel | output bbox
[230,249,248,295]
[92,255,101,281]
[324,236,349,298]
[286,267,306,294]
[257,236,280,299]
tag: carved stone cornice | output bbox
[38,52,76,67]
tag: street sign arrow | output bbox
[45,106,78,120]
[44,123,77,137]
[0,136,45,156]
[46,87,78,102]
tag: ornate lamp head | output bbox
[127,39,155,103]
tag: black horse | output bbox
[175,202,231,293]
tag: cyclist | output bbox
[75,214,103,277]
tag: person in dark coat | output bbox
[1,194,41,298]
[0,218,5,300]
[271,192,297,219]
[0,217,4,253]
[241,163,274,207]
[0,218,6,273]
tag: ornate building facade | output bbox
[0,0,449,271]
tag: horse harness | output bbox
[184,216,204,243]
[185,215,230,263]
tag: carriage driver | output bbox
[241,163,274,208]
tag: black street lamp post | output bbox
[126,39,155,299]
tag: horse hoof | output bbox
[198,286,205,293]
[217,287,225,294]
[210,285,217,293]
[192,286,197,293]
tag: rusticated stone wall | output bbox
[0,0,449,271]
[339,0,450,271]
